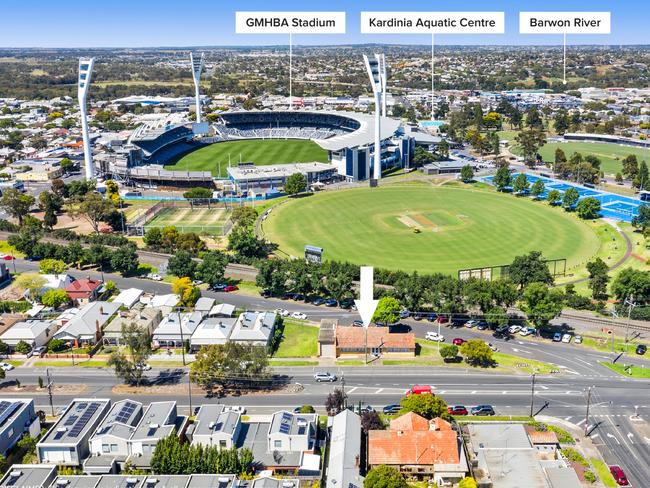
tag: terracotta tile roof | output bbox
[65,279,102,298]
[526,428,559,445]
[369,413,459,466]
[335,326,415,349]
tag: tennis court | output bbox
[144,206,230,234]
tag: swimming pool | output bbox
[419,120,445,128]
[482,173,645,222]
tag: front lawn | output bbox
[273,319,319,358]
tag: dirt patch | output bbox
[0,384,87,395]
[397,214,423,230]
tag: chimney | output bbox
[95,319,101,341]
[100,306,104,315]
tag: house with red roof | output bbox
[64,278,103,306]
[368,412,468,484]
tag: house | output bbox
[0,313,25,336]
[194,297,215,316]
[229,312,277,347]
[141,293,179,314]
[0,465,57,488]
[189,317,237,351]
[152,312,202,348]
[0,399,40,457]
[103,308,162,346]
[368,413,468,484]
[0,319,54,350]
[334,326,416,358]
[112,288,144,309]
[40,273,75,291]
[127,401,187,469]
[84,400,144,474]
[250,478,300,488]
[37,398,112,466]
[208,303,236,318]
[65,278,103,305]
[186,404,241,449]
[186,474,237,488]
[53,302,120,347]
[326,410,364,488]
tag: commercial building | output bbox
[329,326,416,358]
[0,399,40,457]
[227,162,337,194]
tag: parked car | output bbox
[212,283,228,291]
[312,297,325,306]
[562,334,572,343]
[324,298,338,307]
[477,321,489,330]
[636,344,647,355]
[314,372,337,382]
[399,310,410,319]
[413,313,423,321]
[425,331,445,342]
[552,332,562,342]
[447,405,468,416]
[486,342,498,352]
[260,289,272,298]
[508,325,522,334]
[291,312,307,320]
[0,362,14,371]
[426,313,437,322]
[192,280,203,286]
[146,273,162,281]
[574,335,583,344]
[221,285,237,292]
[465,320,478,328]
[471,405,495,416]
[382,404,401,415]
[136,362,152,371]
[609,465,629,486]
[352,320,363,327]
[519,327,536,337]
[31,346,47,358]
[452,338,466,346]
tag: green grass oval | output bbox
[264,185,601,275]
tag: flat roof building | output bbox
[0,464,57,488]
[0,399,39,457]
[187,404,241,450]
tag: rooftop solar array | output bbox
[69,402,100,438]
[0,400,21,428]
[115,402,138,424]
[279,413,292,434]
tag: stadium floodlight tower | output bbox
[189,52,205,123]
[363,54,385,182]
[379,54,387,117]
[78,58,95,180]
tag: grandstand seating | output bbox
[130,125,193,157]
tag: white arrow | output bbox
[354,266,379,327]
[606,433,620,445]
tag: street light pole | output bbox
[178,307,186,366]
[529,372,536,417]
[584,386,594,436]
[624,296,636,354]
[46,368,54,416]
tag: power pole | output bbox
[584,386,594,436]
[46,368,54,416]
[624,296,636,354]
[341,374,346,409]
[529,372,536,417]
[178,307,186,366]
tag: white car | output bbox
[486,342,498,352]
[508,325,522,334]
[224,406,246,414]
[562,334,572,343]
[146,273,162,281]
[291,312,307,320]
[0,362,14,371]
[519,327,535,336]
[192,280,203,286]
[465,320,478,328]
[574,335,583,344]
[425,331,445,342]
[137,363,152,371]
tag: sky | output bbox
[0,0,647,48]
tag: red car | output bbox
[1,255,13,261]
[223,285,239,292]
[452,338,466,346]
[448,405,468,416]
[609,466,629,486]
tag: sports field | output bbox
[263,185,600,275]
[165,139,329,177]
[144,207,229,234]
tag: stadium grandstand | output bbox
[563,132,650,149]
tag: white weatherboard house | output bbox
[0,319,54,349]
[52,302,120,347]
[187,404,241,449]
[229,311,277,347]
[152,311,202,347]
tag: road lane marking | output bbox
[606,433,620,445]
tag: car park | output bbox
[562,334,572,343]
[291,312,307,320]
[313,372,337,382]
[452,338,466,346]
[471,405,495,416]
[382,404,401,415]
[574,335,583,344]
[552,332,562,342]
[0,362,14,371]
[636,344,647,355]
[448,405,468,416]
[425,331,445,342]
[609,465,629,486]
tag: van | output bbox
[407,385,433,396]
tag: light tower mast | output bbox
[379,54,387,117]
[363,54,385,182]
[78,58,95,180]
[190,52,205,123]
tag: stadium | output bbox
[104,109,437,191]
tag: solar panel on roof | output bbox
[68,402,100,438]
[0,401,20,427]
[64,415,78,426]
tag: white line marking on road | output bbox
[471,391,477,394]
[577,419,586,426]
[591,433,600,439]
[606,433,621,445]
[539,385,549,390]
[376,388,384,394]
[347,387,357,394]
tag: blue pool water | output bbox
[482,173,645,222]
[419,120,445,128]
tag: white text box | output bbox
[236,11,346,34]
[520,12,611,34]
[360,12,505,34]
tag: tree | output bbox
[325,388,347,416]
[227,226,269,259]
[41,289,69,309]
[190,343,269,392]
[0,189,34,225]
[522,282,564,328]
[439,344,459,362]
[14,340,31,354]
[171,277,201,307]
[486,306,508,327]
[284,173,308,195]
[167,250,196,279]
[512,173,530,195]
[39,258,66,275]
[38,191,63,214]
[515,129,546,164]
[364,466,408,488]
[458,477,479,488]
[108,322,152,386]
[48,339,66,352]
[143,227,163,249]
[621,154,639,180]
[372,297,401,325]
[508,251,553,289]
[323,268,355,305]
[399,393,449,420]
[196,251,228,286]
[493,165,512,191]
[230,207,258,228]
[611,268,650,304]
[459,164,474,183]
[43,208,57,230]
[530,179,545,199]
[59,157,74,174]
[635,161,649,191]
[562,187,579,209]
[15,273,46,299]
[110,245,139,276]
[460,339,494,366]
[360,411,384,432]
[75,192,114,233]
[553,110,570,135]
[576,197,601,220]
[586,258,609,300]
[547,189,561,206]
[183,187,213,200]
[632,205,650,232]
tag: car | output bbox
[574,335,583,344]
[261,289,272,298]
[552,332,562,342]
[426,313,437,322]
[312,297,325,306]
[508,325,522,334]
[486,342,498,352]
[223,406,246,414]
[313,372,337,382]
[0,362,14,371]
[274,309,289,317]
[636,344,647,355]
[471,405,495,416]
[324,298,338,307]
[519,327,536,337]
[452,338,466,346]
[291,312,307,320]
[382,404,401,415]
[212,283,228,291]
[465,320,478,328]
[562,334,572,343]
[399,310,410,319]
[413,313,423,321]
[609,465,629,486]
[339,299,354,309]
[146,273,162,281]
[192,279,203,286]
[447,405,468,416]
[425,331,445,342]
[223,285,239,292]
[31,346,47,357]
[477,321,489,330]
[1,254,13,261]
[352,320,364,327]
[292,293,306,301]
